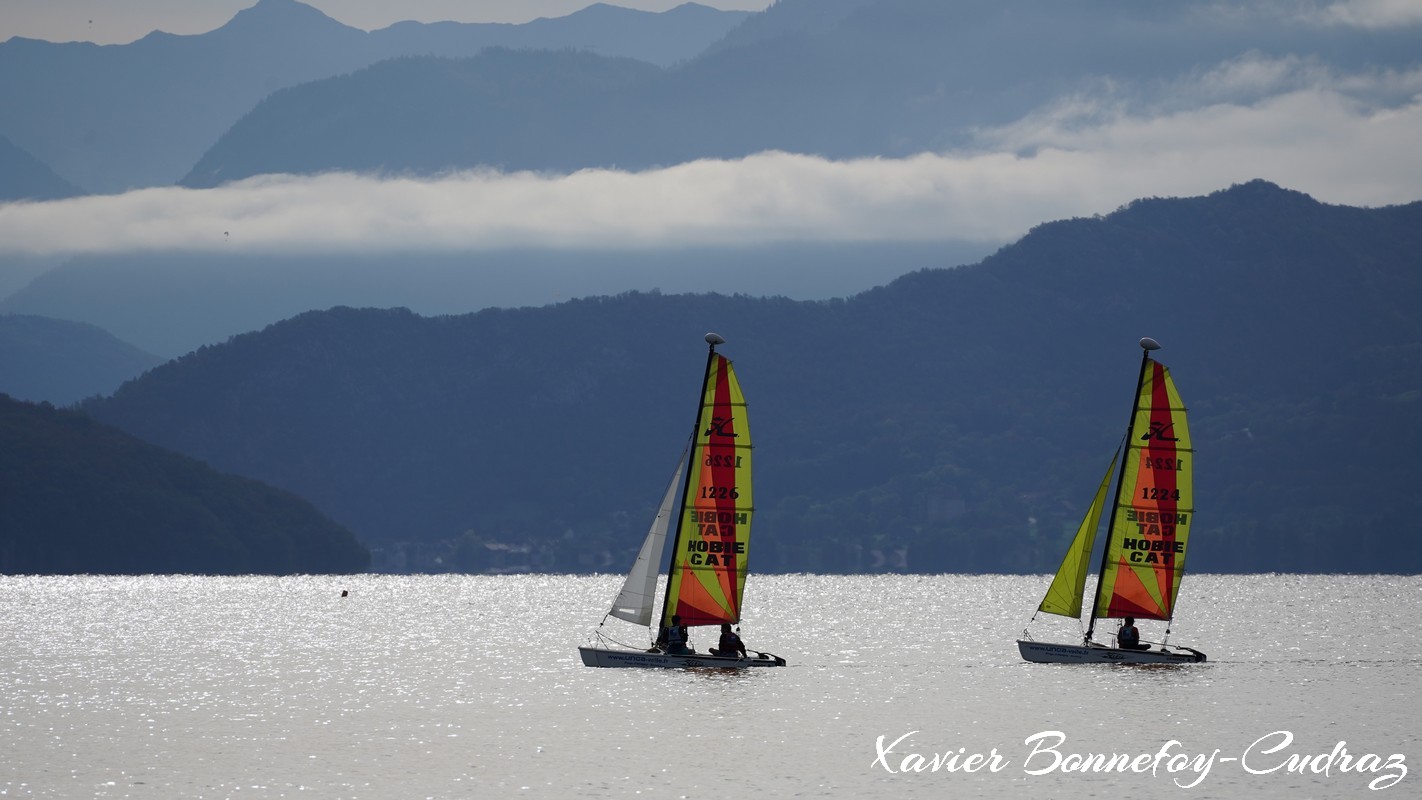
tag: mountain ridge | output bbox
[0,1,751,194]
[77,181,1422,574]
[0,134,82,200]
[177,0,1422,187]
[0,314,163,405]
[0,393,369,575]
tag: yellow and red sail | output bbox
[1094,358,1193,621]
[662,354,753,628]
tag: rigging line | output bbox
[597,629,657,652]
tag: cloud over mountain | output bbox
[2,65,1417,259]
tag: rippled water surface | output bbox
[2,574,1417,799]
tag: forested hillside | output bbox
[80,182,1422,574]
[0,395,369,574]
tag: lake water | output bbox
[1,574,1416,799]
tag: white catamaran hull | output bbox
[579,646,786,669]
[1017,640,1206,664]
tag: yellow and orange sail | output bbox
[662,354,753,628]
[1094,358,1193,621]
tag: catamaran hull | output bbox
[578,646,786,668]
[1017,640,1206,664]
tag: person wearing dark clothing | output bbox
[1117,616,1150,650]
[712,623,747,658]
[663,614,691,654]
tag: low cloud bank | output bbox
[1,64,1418,258]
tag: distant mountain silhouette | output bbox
[187,48,664,184]
[373,3,748,68]
[0,241,985,358]
[0,393,369,575]
[0,0,749,193]
[0,314,163,404]
[181,0,1422,186]
[0,134,82,200]
[79,182,1422,574]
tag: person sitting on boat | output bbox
[663,615,692,654]
[1117,616,1150,650]
[711,623,747,659]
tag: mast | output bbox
[657,332,725,638]
[1085,336,1160,643]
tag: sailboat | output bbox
[578,333,786,668]
[1017,337,1207,664]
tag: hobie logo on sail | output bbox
[1125,509,1189,527]
[1120,536,1185,564]
[687,511,747,566]
[1123,509,1187,564]
[704,415,738,437]
[686,538,745,566]
[690,510,747,525]
[1141,421,1180,441]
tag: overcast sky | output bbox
[0,0,771,45]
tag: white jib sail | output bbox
[608,449,687,626]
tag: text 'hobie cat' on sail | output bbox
[578,333,785,668]
[1017,337,1207,664]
